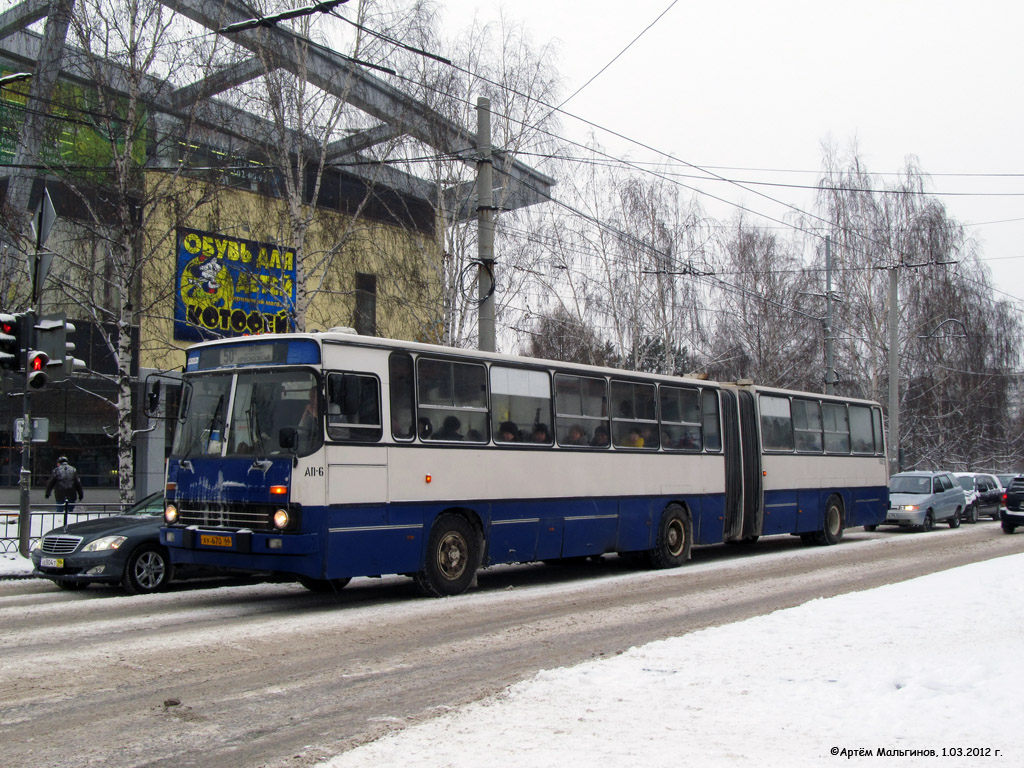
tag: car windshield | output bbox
[890,475,931,495]
[957,477,975,492]
[124,492,164,517]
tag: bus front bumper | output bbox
[160,526,319,572]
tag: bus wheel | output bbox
[298,576,351,593]
[647,504,691,569]
[414,513,479,597]
[814,496,844,546]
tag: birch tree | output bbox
[17,0,221,503]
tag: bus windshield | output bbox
[172,369,322,458]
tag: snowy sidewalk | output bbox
[317,555,1024,768]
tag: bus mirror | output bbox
[147,381,161,414]
[279,427,297,450]
[177,383,192,423]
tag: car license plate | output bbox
[200,534,232,547]
[41,557,63,568]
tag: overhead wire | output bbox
[6,4,1019,318]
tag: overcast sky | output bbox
[438,0,1024,302]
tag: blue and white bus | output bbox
[157,331,888,596]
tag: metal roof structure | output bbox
[0,0,555,222]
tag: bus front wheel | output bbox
[414,513,480,597]
[647,504,692,569]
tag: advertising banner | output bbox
[174,228,296,341]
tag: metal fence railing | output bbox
[0,503,132,555]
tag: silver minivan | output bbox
[877,471,965,531]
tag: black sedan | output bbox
[30,492,179,594]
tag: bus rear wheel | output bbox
[812,495,844,546]
[647,504,692,569]
[414,513,479,597]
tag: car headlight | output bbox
[30,539,41,552]
[164,504,178,524]
[900,505,919,511]
[273,508,290,530]
[83,536,126,552]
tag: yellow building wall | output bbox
[138,174,443,372]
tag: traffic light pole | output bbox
[17,316,35,557]
[17,205,46,557]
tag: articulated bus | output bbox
[157,331,888,596]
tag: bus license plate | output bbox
[200,534,233,548]
[41,557,63,568]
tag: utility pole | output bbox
[476,96,495,353]
[888,266,900,475]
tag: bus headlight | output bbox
[273,508,290,530]
[164,504,179,524]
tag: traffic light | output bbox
[26,349,49,389]
[0,312,24,370]
[35,314,82,381]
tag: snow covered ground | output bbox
[317,555,1023,768]
[4,550,1021,767]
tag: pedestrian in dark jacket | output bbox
[45,456,84,514]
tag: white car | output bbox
[879,471,965,531]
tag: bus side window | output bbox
[327,373,383,443]
[554,374,609,449]
[389,353,416,440]
[701,389,722,452]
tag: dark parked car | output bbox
[996,474,1018,491]
[30,492,183,594]
[954,472,1002,523]
[1001,477,1024,534]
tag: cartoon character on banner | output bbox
[180,252,235,312]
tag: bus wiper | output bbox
[247,398,271,470]
[180,393,223,466]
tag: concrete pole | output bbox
[7,0,75,217]
[476,97,495,353]
[825,235,834,395]
[888,266,900,475]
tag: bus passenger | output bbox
[626,428,644,447]
[590,425,609,447]
[392,410,414,439]
[298,387,318,432]
[418,417,433,440]
[532,423,550,443]
[498,421,518,442]
[438,415,463,440]
[563,424,586,445]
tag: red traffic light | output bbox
[0,312,22,371]
[26,350,49,389]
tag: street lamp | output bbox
[918,318,968,339]
[0,72,32,88]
